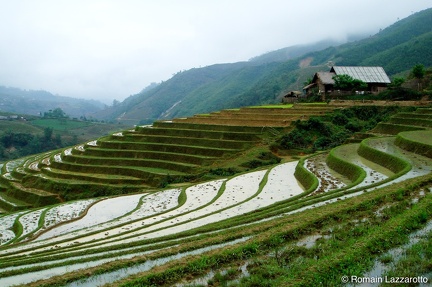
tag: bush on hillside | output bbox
[275,106,410,152]
[241,151,281,169]
[379,87,422,100]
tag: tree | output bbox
[54,134,62,146]
[389,77,405,88]
[333,74,367,91]
[1,130,14,148]
[0,144,5,159]
[303,77,313,86]
[43,107,67,119]
[43,127,53,142]
[411,64,425,80]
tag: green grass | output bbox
[248,104,293,108]
[2,165,431,287]
[293,155,319,193]
[400,130,432,145]
[372,122,426,135]
[296,102,328,106]
[31,119,92,131]
[1,104,431,286]
[383,229,432,282]
[0,121,43,134]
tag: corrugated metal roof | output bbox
[330,66,391,84]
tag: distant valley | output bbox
[0,86,105,118]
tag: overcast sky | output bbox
[0,1,430,104]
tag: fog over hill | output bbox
[92,8,432,125]
[0,86,105,117]
[1,1,430,103]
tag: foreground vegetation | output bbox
[2,169,429,287]
[274,106,414,153]
[115,178,431,287]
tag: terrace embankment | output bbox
[0,103,427,211]
[0,104,338,209]
[173,104,338,127]
[372,107,432,135]
[394,130,432,158]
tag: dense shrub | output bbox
[0,129,68,161]
[241,152,281,169]
[379,87,423,100]
[276,106,408,152]
[208,167,239,176]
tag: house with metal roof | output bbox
[304,66,391,96]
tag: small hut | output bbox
[282,91,303,103]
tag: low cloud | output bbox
[0,0,430,103]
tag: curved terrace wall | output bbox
[326,144,366,185]
[357,137,411,174]
[372,122,425,135]
[294,156,319,193]
[395,130,432,158]
[389,117,432,128]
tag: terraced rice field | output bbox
[0,104,342,212]
[0,105,431,286]
[0,129,432,286]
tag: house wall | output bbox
[282,96,298,103]
[316,79,327,93]
[369,84,387,94]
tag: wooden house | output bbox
[304,66,391,96]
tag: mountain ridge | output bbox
[95,8,432,125]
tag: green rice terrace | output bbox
[0,103,431,286]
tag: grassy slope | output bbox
[0,121,43,134]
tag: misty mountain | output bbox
[0,86,105,118]
[92,41,342,125]
[249,38,346,64]
[95,8,432,125]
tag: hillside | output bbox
[0,104,431,286]
[248,38,346,64]
[0,114,129,162]
[94,8,432,125]
[0,86,105,118]
[0,102,429,209]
